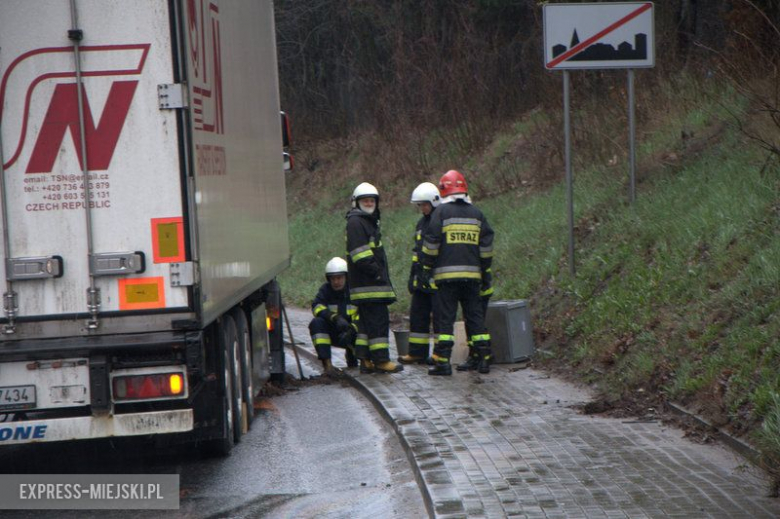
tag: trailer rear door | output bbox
[0,0,191,335]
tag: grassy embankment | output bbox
[279,76,780,475]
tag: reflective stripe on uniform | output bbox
[409,332,430,345]
[313,304,328,317]
[437,334,455,343]
[442,217,481,227]
[368,337,389,351]
[350,285,395,300]
[312,333,332,345]
[479,246,494,258]
[435,265,480,274]
[470,334,491,342]
[479,286,494,297]
[422,240,439,256]
[433,265,481,281]
[442,223,480,233]
[352,249,374,262]
[435,271,481,281]
[355,334,368,346]
[351,292,395,300]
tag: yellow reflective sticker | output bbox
[119,277,165,310]
[151,217,185,263]
[126,283,158,303]
[157,223,179,258]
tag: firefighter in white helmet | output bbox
[309,257,358,372]
[345,182,403,373]
[398,182,440,365]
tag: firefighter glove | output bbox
[338,326,357,348]
[334,315,351,334]
[481,270,492,292]
[418,267,431,289]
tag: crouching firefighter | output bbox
[309,257,358,371]
[346,182,403,374]
[399,182,441,365]
[421,170,495,376]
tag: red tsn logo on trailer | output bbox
[0,44,150,174]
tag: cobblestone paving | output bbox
[285,308,780,518]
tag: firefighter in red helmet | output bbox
[420,170,494,375]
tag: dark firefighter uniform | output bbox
[421,199,494,371]
[407,213,438,360]
[461,268,494,370]
[309,282,358,366]
[345,208,396,364]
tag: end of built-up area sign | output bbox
[544,2,655,70]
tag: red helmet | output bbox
[438,170,468,197]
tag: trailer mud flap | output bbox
[0,410,193,445]
[89,355,111,415]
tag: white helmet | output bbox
[410,182,440,207]
[325,257,348,277]
[351,182,379,208]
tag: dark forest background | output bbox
[275,0,780,143]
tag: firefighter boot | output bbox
[398,354,429,365]
[428,362,452,376]
[374,360,404,373]
[477,353,491,374]
[360,359,375,374]
[456,349,480,371]
[321,358,334,373]
[345,349,358,368]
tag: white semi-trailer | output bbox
[0,0,290,454]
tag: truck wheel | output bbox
[224,315,244,444]
[207,318,237,456]
[232,308,254,431]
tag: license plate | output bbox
[0,385,36,411]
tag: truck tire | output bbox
[206,318,238,456]
[224,315,244,444]
[203,316,238,457]
[232,307,254,431]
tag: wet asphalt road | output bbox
[0,355,426,518]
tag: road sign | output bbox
[544,2,654,70]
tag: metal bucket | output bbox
[392,329,410,356]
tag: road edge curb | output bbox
[287,344,439,519]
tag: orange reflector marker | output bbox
[169,373,183,395]
[266,315,273,331]
[118,277,165,310]
[151,217,185,263]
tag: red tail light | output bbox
[280,111,292,147]
[112,372,186,402]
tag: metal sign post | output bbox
[628,69,637,204]
[563,71,575,277]
[543,2,655,276]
